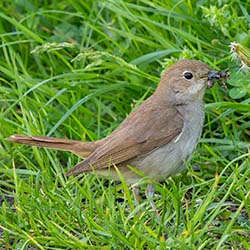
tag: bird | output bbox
[7,59,226,208]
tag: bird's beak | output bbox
[207,70,230,88]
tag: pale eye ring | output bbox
[183,71,193,80]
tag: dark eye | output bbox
[183,71,193,80]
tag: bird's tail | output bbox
[7,134,99,158]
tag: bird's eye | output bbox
[183,71,193,80]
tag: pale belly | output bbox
[131,119,203,180]
[96,102,205,184]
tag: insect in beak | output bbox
[207,69,230,88]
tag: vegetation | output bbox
[0,0,249,249]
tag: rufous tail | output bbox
[7,135,99,158]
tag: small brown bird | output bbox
[7,60,227,206]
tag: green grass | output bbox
[1,0,250,249]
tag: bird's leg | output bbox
[146,183,157,212]
[132,185,140,205]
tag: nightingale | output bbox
[7,60,227,205]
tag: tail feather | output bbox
[7,134,98,158]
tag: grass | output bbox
[0,0,250,249]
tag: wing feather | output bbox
[66,97,183,175]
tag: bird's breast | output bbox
[131,101,205,180]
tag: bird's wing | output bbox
[66,98,184,175]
